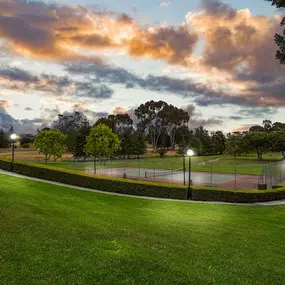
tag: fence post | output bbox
[210,162,213,185]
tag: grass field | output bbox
[43,154,284,176]
[1,173,285,284]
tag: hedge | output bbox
[0,159,285,203]
[0,159,187,200]
[191,186,285,203]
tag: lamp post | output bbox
[187,149,194,199]
[10,133,18,171]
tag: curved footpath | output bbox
[0,169,285,207]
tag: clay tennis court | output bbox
[85,167,263,190]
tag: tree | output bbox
[211,131,226,155]
[20,134,34,146]
[193,126,212,155]
[34,130,67,163]
[65,130,80,152]
[187,137,203,156]
[0,129,9,148]
[95,114,133,136]
[133,135,147,158]
[160,105,189,149]
[114,114,133,136]
[135,100,168,152]
[119,133,147,158]
[269,131,285,158]
[73,119,91,159]
[225,133,248,156]
[54,111,85,133]
[84,124,120,158]
[262,120,273,132]
[39,127,51,132]
[244,132,271,160]
[266,0,285,63]
[95,117,116,132]
[272,122,285,132]
[175,125,192,146]
[249,125,264,132]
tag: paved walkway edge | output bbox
[1,169,285,207]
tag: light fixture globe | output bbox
[187,149,194,157]
[10,134,18,140]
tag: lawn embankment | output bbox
[1,173,285,285]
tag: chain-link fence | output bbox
[56,156,285,190]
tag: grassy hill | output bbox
[1,173,285,284]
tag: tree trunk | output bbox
[257,151,263,161]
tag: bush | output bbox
[258,184,267,190]
[158,148,168,157]
[21,143,30,148]
[272,185,283,189]
[191,186,285,203]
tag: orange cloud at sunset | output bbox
[0,0,199,64]
[0,99,8,110]
[0,0,284,111]
[113,107,129,114]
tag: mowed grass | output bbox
[43,154,284,176]
[1,174,285,284]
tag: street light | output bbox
[187,149,194,199]
[10,133,18,171]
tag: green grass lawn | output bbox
[1,173,285,284]
[41,154,284,176]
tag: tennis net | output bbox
[144,168,184,178]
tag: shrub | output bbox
[191,186,285,203]
[21,143,30,148]
[272,185,283,189]
[158,148,168,157]
[258,184,267,190]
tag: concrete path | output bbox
[0,169,284,207]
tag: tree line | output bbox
[226,120,285,160]
[1,101,285,162]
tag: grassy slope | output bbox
[1,174,285,285]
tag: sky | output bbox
[0,0,284,134]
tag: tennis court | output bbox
[85,167,261,190]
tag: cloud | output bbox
[185,0,285,107]
[229,116,243,121]
[0,67,39,83]
[182,104,223,129]
[65,62,234,105]
[1,0,285,111]
[20,118,45,125]
[84,109,108,118]
[113,107,129,114]
[25,107,34,111]
[232,124,255,133]
[126,25,198,65]
[160,2,170,8]
[238,107,275,118]
[0,99,8,110]
[0,100,19,131]
[0,0,198,65]
[0,66,114,100]
[0,0,128,61]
